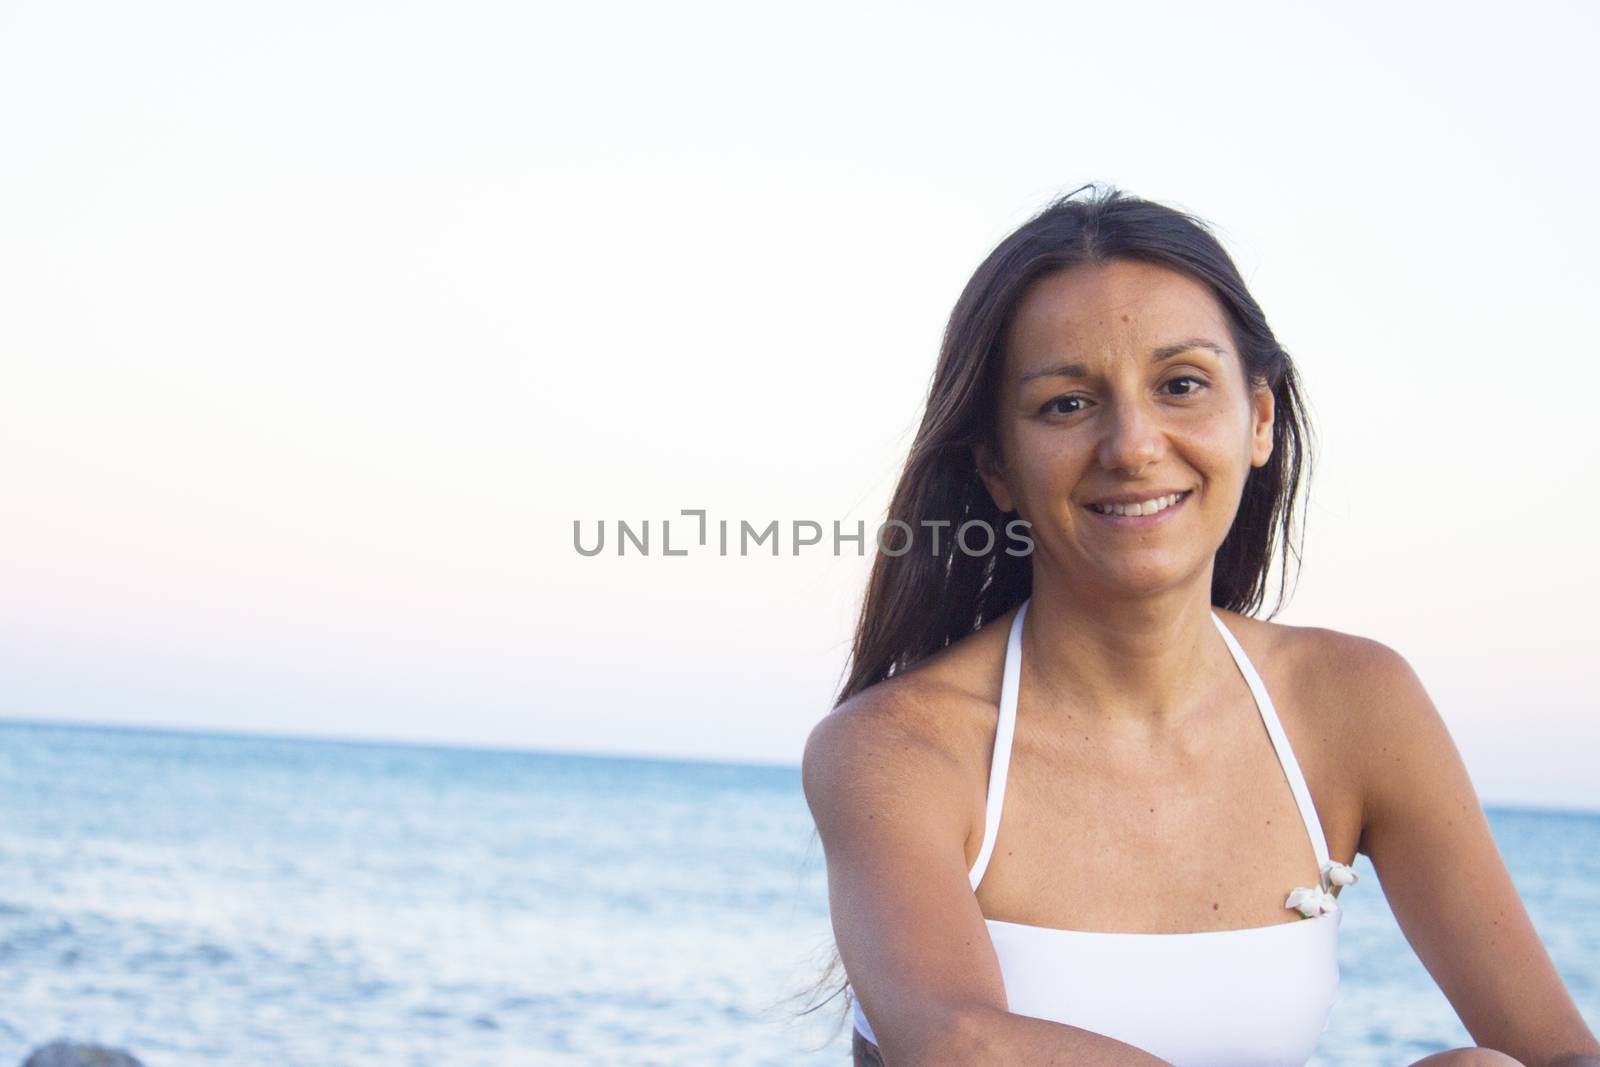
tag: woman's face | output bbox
[975,258,1275,597]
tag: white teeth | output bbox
[1091,492,1185,517]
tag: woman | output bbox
[800,187,1599,1066]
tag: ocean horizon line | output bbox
[0,712,805,776]
[4,713,1594,820]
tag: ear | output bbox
[973,439,1016,513]
[1249,380,1275,468]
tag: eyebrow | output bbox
[1018,338,1229,384]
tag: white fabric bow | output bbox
[1284,884,1340,918]
[1322,859,1360,887]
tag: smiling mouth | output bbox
[1085,489,1193,517]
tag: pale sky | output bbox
[2,0,1596,810]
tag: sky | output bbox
[1,0,1596,810]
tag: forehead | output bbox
[1004,259,1232,370]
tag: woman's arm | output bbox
[850,1008,1175,1067]
[1349,639,1600,1066]
[805,694,1174,1066]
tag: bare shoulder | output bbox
[804,673,993,788]
[1216,609,1420,728]
[1273,618,1430,739]
[1220,611,1446,851]
[802,622,1011,848]
[801,676,965,810]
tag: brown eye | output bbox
[1040,395,1089,417]
[1165,376,1207,397]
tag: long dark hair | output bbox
[789,183,1316,1045]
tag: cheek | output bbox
[1008,432,1081,490]
[1182,405,1253,460]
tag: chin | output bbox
[1084,558,1205,597]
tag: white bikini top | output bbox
[851,598,1344,1065]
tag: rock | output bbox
[20,1041,145,1067]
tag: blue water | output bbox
[0,719,1595,1066]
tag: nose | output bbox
[1095,395,1165,476]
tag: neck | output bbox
[1021,573,1234,733]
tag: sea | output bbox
[0,719,1595,1067]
